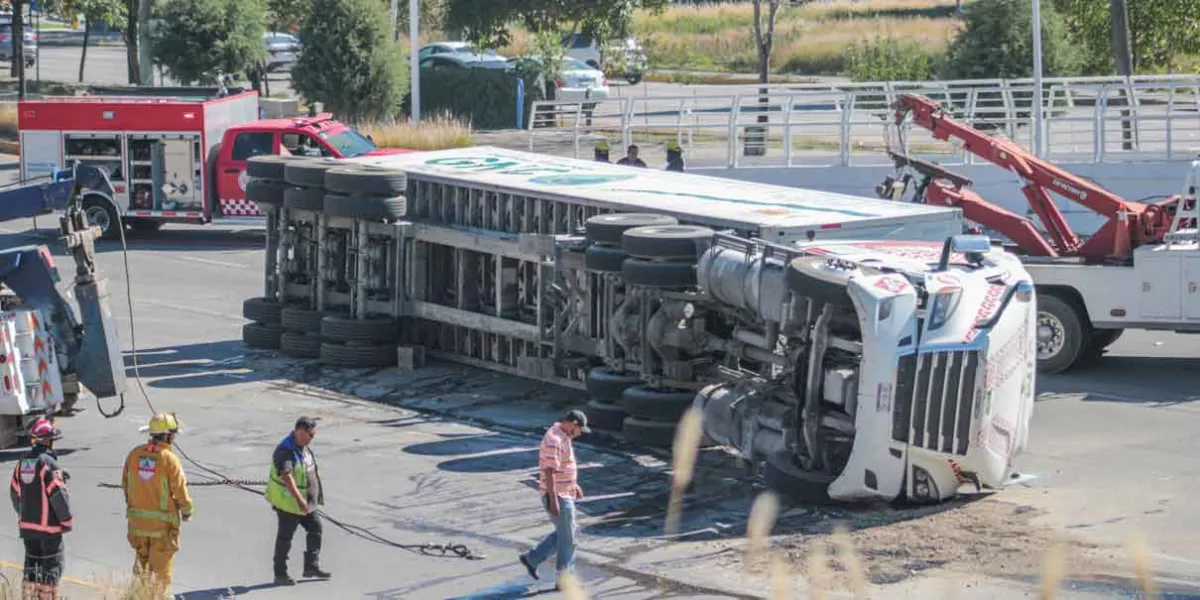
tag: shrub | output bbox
[151,0,267,86]
[403,68,546,131]
[843,34,946,81]
[942,0,1081,80]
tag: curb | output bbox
[0,141,18,155]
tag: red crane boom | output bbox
[887,94,1180,262]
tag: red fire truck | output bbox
[17,90,413,238]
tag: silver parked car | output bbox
[264,32,300,72]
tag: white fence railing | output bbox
[527,74,1200,170]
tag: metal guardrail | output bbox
[527,75,1200,169]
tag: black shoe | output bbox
[274,575,296,586]
[519,554,539,580]
[303,566,332,580]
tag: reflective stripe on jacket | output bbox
[121,442,193,538]
[10,446,73,539]
[265,433,321,515]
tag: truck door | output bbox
[217,130,276,217]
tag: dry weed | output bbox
[360,113,474,151]
[665,407,704,536]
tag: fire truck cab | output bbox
[17,89,412,238]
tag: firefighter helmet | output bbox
[594,138,610,152]
[666,140,682,153]
[29,418,62,442]
[148,413,180,435]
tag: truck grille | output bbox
[892,350,979,456]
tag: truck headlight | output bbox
[927,288,962,331]
[911,465,939,503]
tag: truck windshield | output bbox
[319,128,377,158]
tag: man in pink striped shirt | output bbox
[518,410,590,584]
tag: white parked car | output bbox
[264,32,300,72]
[553,57,609,107]
[562,33,647,84]
[419,41,503,61]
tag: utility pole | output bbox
[138,0,152,85]
[409,0,420,121]
[1110,0,1134,149]
[1031,0,1045,157]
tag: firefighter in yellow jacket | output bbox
[121,413,193,598]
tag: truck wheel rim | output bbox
[85,206,111,234]
[1037,312,1065,360]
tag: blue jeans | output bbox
[522,494,577,575]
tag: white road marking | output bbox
[170,255,250,269]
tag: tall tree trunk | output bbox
[79,20,91,83]
[125,0,140,84]
[12,0,25,98]
[748,0,782,158]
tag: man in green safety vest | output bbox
[266,416,330,586]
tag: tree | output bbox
[444,0,670,49]
[1051,0,1200,73]
[151,0,266,86]
[266,0,307,32]
[40,0,125,82]
[943,0,1080,80]
[290,0,406,124]
[751,0,786,85]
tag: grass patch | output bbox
[0,104,17,139]
[362,113,475,150]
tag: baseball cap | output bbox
[563,409,591,433]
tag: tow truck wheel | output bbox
[621,415,677,448]
[584,399,627,432]
[1036,294,1087,375]
[320,315,401,344]
[83,197,120,240]
[585,368,643,403]
[786,257,853,307]
[585,213,678,246]
[619,386,696,421]
[280,332,322,358]
[762,449,835,504]
[621,258,696,288]
[323,194,407,220]
[325,166,408,196]
[1093,328,1124,351]
[621,225,714,261]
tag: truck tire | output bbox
[126,218,163,232]
[325,166,408,196]
[246,155,308,182]
[786,257,853,307]
[320,315,400,344]
[324,194,407,220]
[247,179,288,207]
[83,196,121,240]
[242,297,285,325]
[619,386,696,421]
[242,323,283,350]
[621,225,714,260]
[280,307,330,334]
[621,416,677,448]
[762,449,835,504]
[584,399,627,432]
[585,213,678,245]
[319,341,398,368]
[285,158,344,188]
[284,186,325,211]
[280,332,322,358]
[1037,294,1088,375]
[1093,328,1124,351]
[585,368,643,403]
[622,258,696,288]
[584,244,628,273]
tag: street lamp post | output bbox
[409,0,420,122]
[1031,0,1045,157]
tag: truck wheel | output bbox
[621,416,677,448]
[622,258,696,288]
[626,73,643,85]
[247,179,287,207]
[1093,328,1124,351]
[323,194,407,220]
[126,218,163,232]
[83,197,121,240]
[280,307,331,334]
[1037,294,1088,375]
[319,341,398,368]
[585,213,678,246]
[619,386,696,421]
[585,368,643,403]
[786,257,853,307]
[242,297,285,325]
[584,244,628,273]
[763,449,835,504]
[621,225,714,261]
[320,315,401,344]
[285,158,344,188]
[584,399,627,432]
[280,332,322,358]
[246,155,308,182]
[283,187,325,211]
[243,323,284,350]
[325,166,408,196]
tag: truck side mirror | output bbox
[936,234,991,271]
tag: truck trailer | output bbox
[239,147,1039,504]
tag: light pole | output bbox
[1031,0,1045,157]
[409,0,420,122]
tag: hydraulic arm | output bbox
[885,94,1181,262]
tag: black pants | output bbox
[23,536,64,585]
[273,508,322,576]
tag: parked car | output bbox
[419,53,512,72]
[554,57,610,105]
[561,33,646,84]
[263,32,300,72]
[418,41,502,61]
[0,19,36,68]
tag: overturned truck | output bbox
[240,147,1038,504]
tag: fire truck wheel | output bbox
[320,315,401,344]
[584,244,628,273]
[620,416,677,448]
[621,225,714,261]
[324,166,408,196]
[280,332,322,359]
[246,179,287,207]
[585,368,643,403]
[621,258,696,288]
[243,323,284,350]
[762,449,835,504]
[280,307,332,334]
[584,399,627,432]
[585,213,678,246]
[242,297,285,325]
[318,341,399,368]
[786,257,853,307]
[83,197,121,240]
[246,155,308,182]
[323,194,407,220]
[619,386,696,421]
[1036,294,1087,375]
[283,186,325,211]
[285,158,344,188]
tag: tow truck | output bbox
[0,163,127,446]
[16,89,414,239]
[877,93,1199,374]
